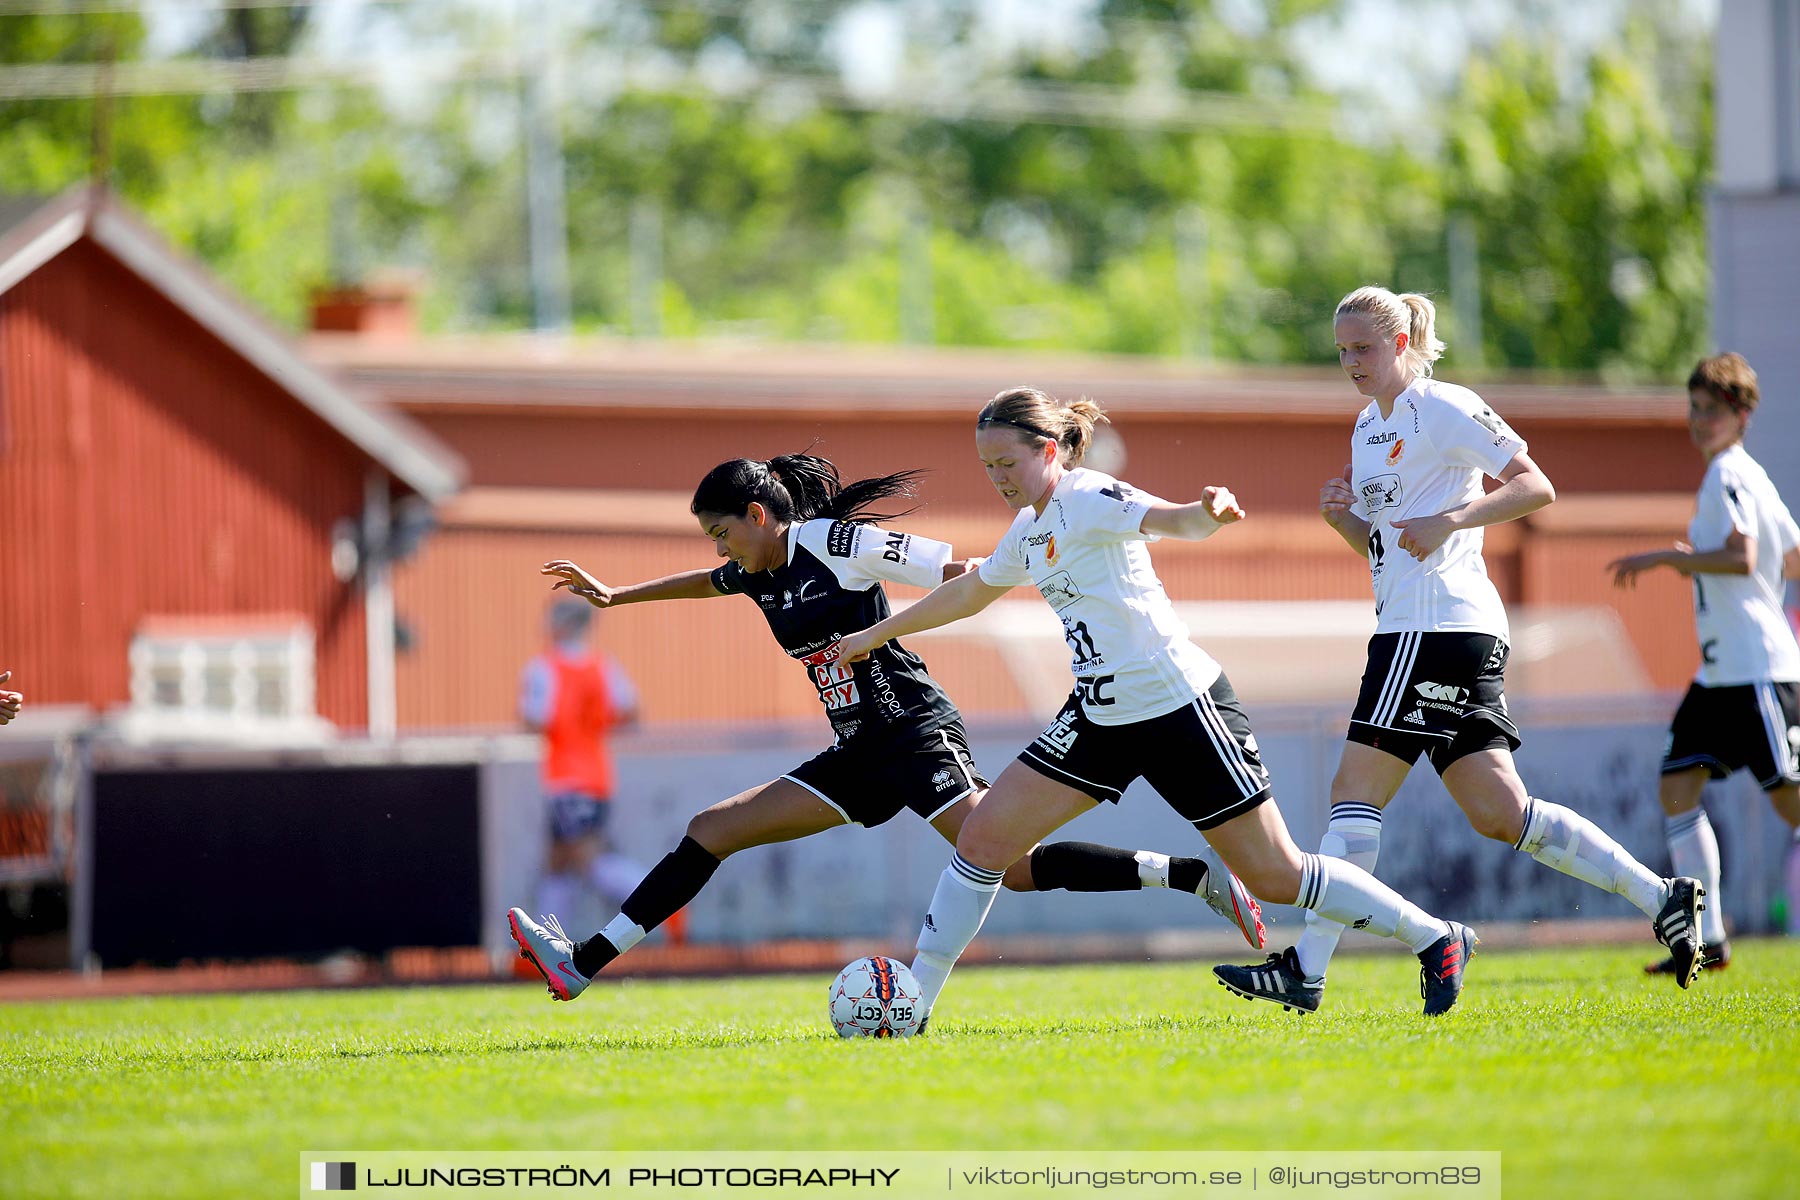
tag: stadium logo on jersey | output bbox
[1360,474,1403,511]
[826,521,859,557]
[1365,431,1397,446]
[1038,571,1083,611]
[1385,438,1405,467]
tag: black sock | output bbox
[571,835,722,978]
[1167,856,1207,894]
[1026,841,1142,892]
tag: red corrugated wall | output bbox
[0,241,371,725]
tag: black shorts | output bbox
[548,791,610,842]
[783,720,989,828]
[1015,673,1273,831]
[1663,680,1800,791]
[1347,631,1521,774]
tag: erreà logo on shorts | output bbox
[311,1162,356,1191]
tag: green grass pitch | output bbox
[4,940,1797,1199]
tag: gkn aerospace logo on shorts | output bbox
[1413,680,1469,716]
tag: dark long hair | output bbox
[690,454,926,525]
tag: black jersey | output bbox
[711,519,962,745]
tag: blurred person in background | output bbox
[520,599,646,926]
[0,671,20,725]
[1610,352,1800,968]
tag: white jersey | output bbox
[978,467,1222,725]
[1687,444,1800,685]
[1349,378,1526,638]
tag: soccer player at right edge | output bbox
[838,387,1480,1027]
[1216,286,1706,1009]
[1610,352,1800,975]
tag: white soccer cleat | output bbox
[508,907,590,1001]
[1201,864,1266,949]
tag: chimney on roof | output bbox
[308,269,421,339]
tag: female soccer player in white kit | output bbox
[1216,286,1707,1009]
[1610,352,1800,975]
[836,386,1480,1026]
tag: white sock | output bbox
[599,912,646,955]
[1135,850,1171,888]
[1667,808,1726,943]
[1297,853,1447,954]
[910,853,1004,1018]
[1516,798,1667,917]
[536,872,580,922]
[1294,803,1384,983]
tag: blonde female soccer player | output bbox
[1215,286,1706,1009]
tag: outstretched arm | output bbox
[1610,532,1755,588]
[1138,487,1246,541]
[836,569,1012,662]
[542,560,722,607]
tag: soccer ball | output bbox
[828,955,923,1038]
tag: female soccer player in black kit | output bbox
[508,453,1263,1000]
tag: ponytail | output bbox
[1336,286,1446,379]
[978,386,1110,467]
[691,454,925,525]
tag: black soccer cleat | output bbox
[1212,946,1322,1014]
[1645,938,1729,977]
[1652,877,1707,989]
[1418,922,1478,1017]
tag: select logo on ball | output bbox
[829,955,923,1038]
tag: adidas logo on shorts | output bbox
[1403,709,1428,726]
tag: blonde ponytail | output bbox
[1336,286,1447,379]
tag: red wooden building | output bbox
[0,187,464,737]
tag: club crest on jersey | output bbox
[1385,438,1405,466]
